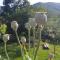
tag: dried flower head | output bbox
[21,36,26,43]
[3,34,10,43]
[11,21,18,31]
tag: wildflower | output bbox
[25,23,31,30]
[21,36,26,43]
[3,34,10,43]
[29,18,37,28]
[11,21,18,31]
[39,25,44,30]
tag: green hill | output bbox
[32,2,60,17]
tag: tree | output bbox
[1,0,30,33]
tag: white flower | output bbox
[11,21,18,31]
[21,36,26,43]
[3,34,10,43]
[35,12,47,25]
[39,25,44,30]
[25,23,31,30]
[29,18,37,28]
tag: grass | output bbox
[0,42,60,60]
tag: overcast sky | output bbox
[0,0,60,6]
[0,0,3,6]
[28,0,60,5]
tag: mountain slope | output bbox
[32,2,60,17]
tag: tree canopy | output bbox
[1,0,30,33]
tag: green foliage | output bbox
[0,24,7,34]
[2,0,30,20]
[0,43,60,60]
[46,17,60,42]
[29,5,47,17]
[34,7,47,12]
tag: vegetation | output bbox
[0,43,60,60]
[32,2,60,18]
[1,0,30,34]
[0,0,60,60]
[0,24,7,34]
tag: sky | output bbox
[0,0,60,6]
[28,0,60,5]
[0,0,3,6]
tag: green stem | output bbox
[4,42,9,60]
[28,29,30,56]
[15,31,24,60]
[34,28,41,60]
[33,27,35,59]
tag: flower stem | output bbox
[15,31,24,60]
[4,42,9,60]
[28,29,30,56]
[34,28,41,60]
[33,27,35,59]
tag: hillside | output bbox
[32,2,60,17]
